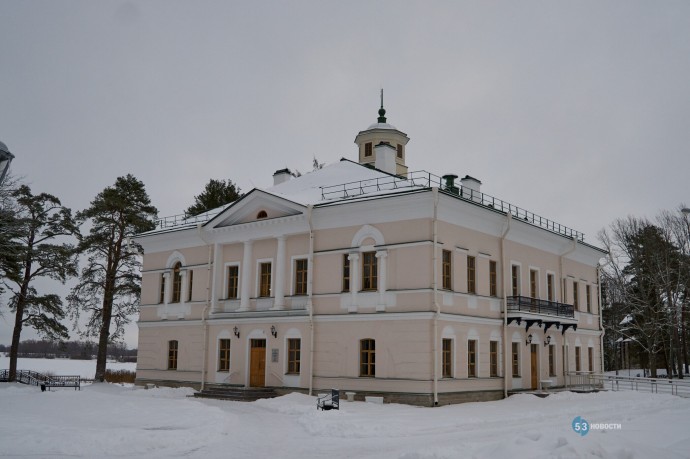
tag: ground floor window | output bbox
[490,341,498,377]
[588,347,593,372]
[168,340,178,370]
[287,338,301,374]
[442,338,452,378]
[512,342,520,377]
[575,346,582,372]
[360,339,375,377]
[548,344,556,377]
[467,340,477,377]
[218,339,230,372]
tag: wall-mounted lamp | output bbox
[544,335,551,346]
[233,326,240,338]
[270,325,277,338]
[526,334,533,345]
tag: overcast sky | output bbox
[2,1,689,348]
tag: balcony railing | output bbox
[507,296,574,318]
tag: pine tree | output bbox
[67,174,157,382]
[185,179,241,217]
[2,184,79,381]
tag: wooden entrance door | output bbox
[250,339,266,387]
[530,344,538,390]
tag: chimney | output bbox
[460,175,482,202]
[442,174,459,195]
[374,142,397,175]
[273,168,292,186]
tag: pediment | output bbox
[206,189,305,228]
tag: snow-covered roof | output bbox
[364,122,398,131]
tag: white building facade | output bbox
[134,106,606,405]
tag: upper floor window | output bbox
[529,269,538,299]
[489,261,497,297]
[294,259,308,295]
[573,281,579,310]
[159,274,166,304]
[586,284,592,313]
[259,262,272,297]
[442,250,452,290]
[360,339,375,377]
[342,254,350,292]
[257,210,268,219]
[364,142,373,157]
[362,252,377,291]
[547,273,554,302]
[187,269,194,302]
[511,265,520,296]
[171,262,182,303]
[467,256,476,294]
[227,265,239,299]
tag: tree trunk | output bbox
[9,253,33,382]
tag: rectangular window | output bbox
[549,344,556,377]
[511,265,520,296]
[467,340,477,377]
[490,341,498,377]
[364,142,373,157]
[442,250,452,290]
[187,270,194,302]
[575,346,581,372]
[227,266,239,299]
[218,339,230,372]
[489,261,497,297]
[563,278,568,303]
[294,259,308,296]
[168,340,178,370]
[547,274,554,302]
[259,262,271,297]
[159,274,166,304]
[586,284,592,313]
[342,255,350,292]
[362,252,377,291]
[287,338,301,374]
[530,269,538,299]
[573,281,579,310]
[360,339,375,377]
[588,347,593,372]
[396,144,403,159]
[442,338,452,378]
[512,342,520,377]
[467,256,476,294]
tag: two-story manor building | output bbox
[134,105,606,406]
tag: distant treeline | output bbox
[0,340,137,362]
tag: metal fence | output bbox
[566,371,690,397]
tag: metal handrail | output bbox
[507,296,575,318]
[566,372,690,397]
[1,369,81,390]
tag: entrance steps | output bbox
[193,384,278,402]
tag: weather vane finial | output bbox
[377,88,387,123]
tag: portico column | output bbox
[376,250,387,312]
[348,253,360,313]
[211,243,222,312]
[272,236,286,310]
[239,240,253,311]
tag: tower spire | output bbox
[377,88,387,123]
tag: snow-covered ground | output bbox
[2,359,689,458]
[0,356,136,379]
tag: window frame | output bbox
[187,269,194,302]
[364,142,373,157]
[226,264,240,299]
[342,254,350,292]
[575,346,582,372]
[168,340,178,370]
[361,252,377,291]
[548,344,556,377]
[586,284,592,313]
[359,338,376,377]
[293,259,308,296]
[467,339,477,377]
[511,265,520,296]
[467,256,476,294]
[287,338,301,374]
[159,274,166,304]
[573,281,579,310]
[512,342,520,377]
[171,262,182,303]
[442,250,452,290]
[547,273,554,302]
[442,338,452,378]
[490,340,499,377]
[258,261,272,298]
[489,261,497,297]
[529,269,538,299]
[218,338,231,372]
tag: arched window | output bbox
[257,210,268,219]
[171,262,182,303]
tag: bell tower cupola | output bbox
[354,90,409,176]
